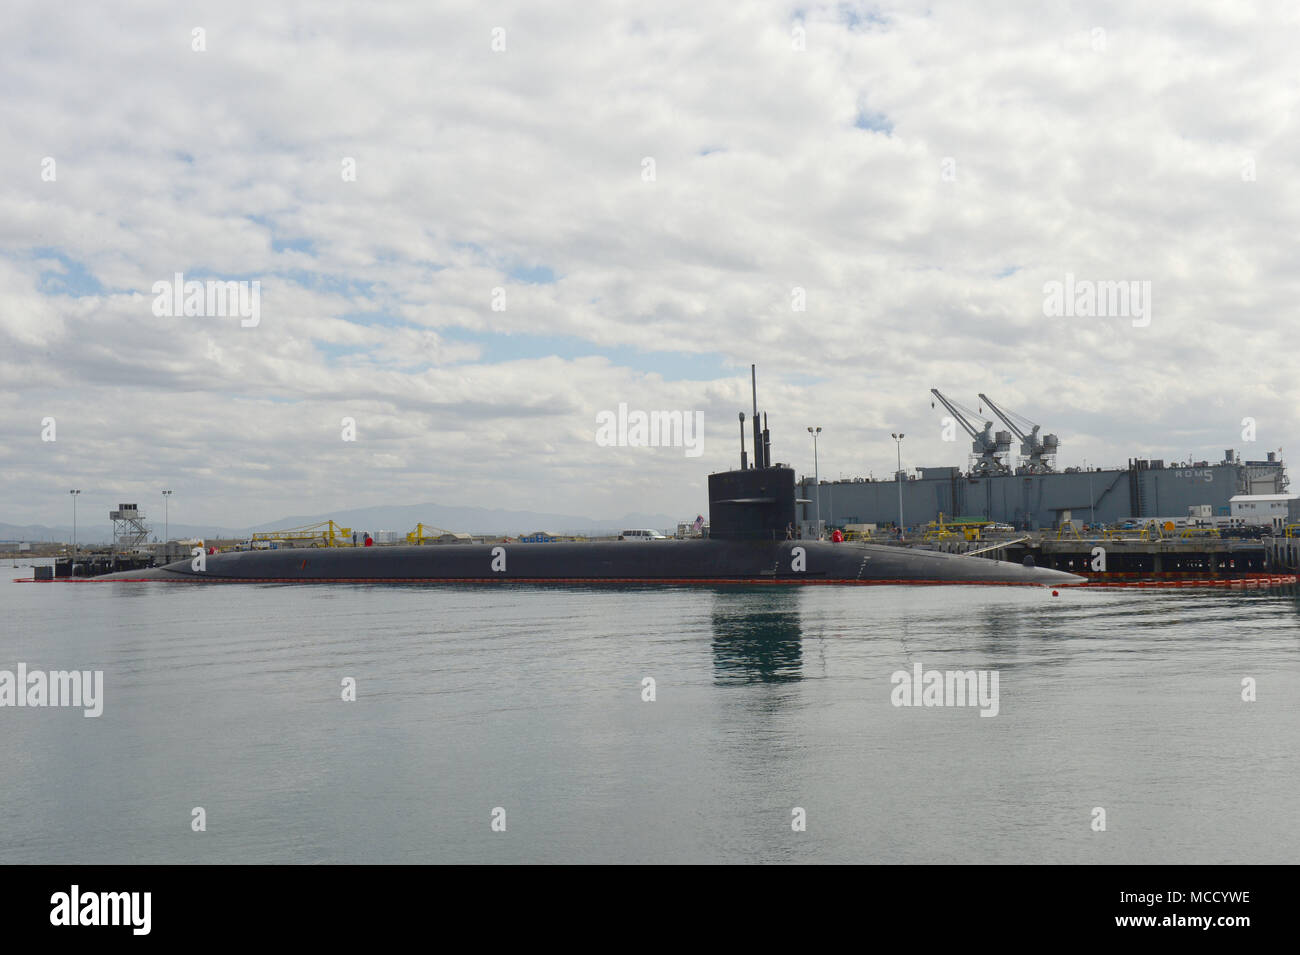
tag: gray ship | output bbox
[800,390,1288,532]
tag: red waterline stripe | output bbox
[18,575,1059,586]
[16,573,1297,588]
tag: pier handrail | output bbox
[964,536,1030,556]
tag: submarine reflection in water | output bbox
[711,590,804,685]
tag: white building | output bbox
[1228,494,1300,530]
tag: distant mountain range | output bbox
[0,501,684,545]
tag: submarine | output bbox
[100,368,1081,587]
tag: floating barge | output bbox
[31,553,155,580]
[925,534,1300,586]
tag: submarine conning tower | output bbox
[707,365,797,541]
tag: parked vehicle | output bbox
[619,529,667,540]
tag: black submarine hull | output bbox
[84,367,1084,588]
[97,539,1082,585]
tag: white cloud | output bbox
[2,0,1298,528]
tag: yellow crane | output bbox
[250,520,353,548]
[923,513,984,542]
[406,523,448,545]
[1104,521,1164,542]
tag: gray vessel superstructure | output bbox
[802,452,1287,531]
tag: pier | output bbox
[927,532,1300,580]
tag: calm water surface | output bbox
[3,563,1298,863]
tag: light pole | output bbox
[807,426,822,538]
[162,489,173,542]
[1085,461,1094,529]
[891,433,905,536]
[69,489,80,562]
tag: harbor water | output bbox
[2,566,1298,863]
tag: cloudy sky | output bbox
[3,0,1298,531]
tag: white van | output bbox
[619,529,667,540]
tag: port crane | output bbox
[406,523,449,545]
[250,520,353,547]
[930,389,1012,475]
[977,394,1059,474]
